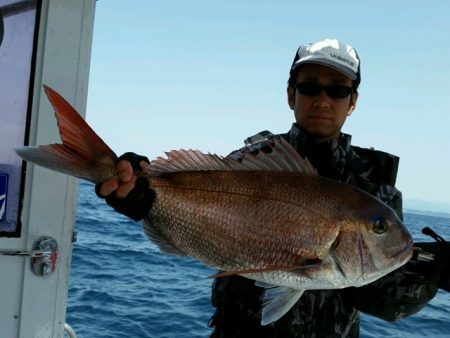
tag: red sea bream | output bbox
[16,86,413,325]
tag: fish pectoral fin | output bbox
[207,262,321,279]
[259,285,304,325]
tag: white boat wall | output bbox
[0,0,95,337]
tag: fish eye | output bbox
[372,216,387,234]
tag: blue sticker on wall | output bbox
[0,173,8,222]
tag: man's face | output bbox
[287,63,358,142]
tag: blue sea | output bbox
[66,181,450,337]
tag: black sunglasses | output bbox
[295,82,354,99]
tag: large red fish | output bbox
[16,86,413,325]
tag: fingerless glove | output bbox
[95,152,155,221]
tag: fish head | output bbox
[333,202,413,286]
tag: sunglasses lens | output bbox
[296,83,322,96]
[296,82,352,99]
[326,85,352,98]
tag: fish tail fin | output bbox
[16,85,118,183]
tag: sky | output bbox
[85,0,450,212]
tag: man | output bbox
[96,38,449,337]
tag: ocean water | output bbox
[66,181,450,338]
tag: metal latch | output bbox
[0,237,58,277]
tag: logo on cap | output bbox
[330,53,355,67]
[0,173,8,222]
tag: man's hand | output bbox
[95,153,156,221]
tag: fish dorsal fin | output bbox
[255,283,304,325]
[145,137,317,176]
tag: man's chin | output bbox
[303,126,339,142]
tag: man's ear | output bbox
[287,86,296,110]
[347,92,358,116]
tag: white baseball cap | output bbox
[290,38,360,81]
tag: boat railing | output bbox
[64,323,77,338]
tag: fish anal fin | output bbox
[207,261,322,279]
[143,219,187,257]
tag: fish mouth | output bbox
[393,241,414,263]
